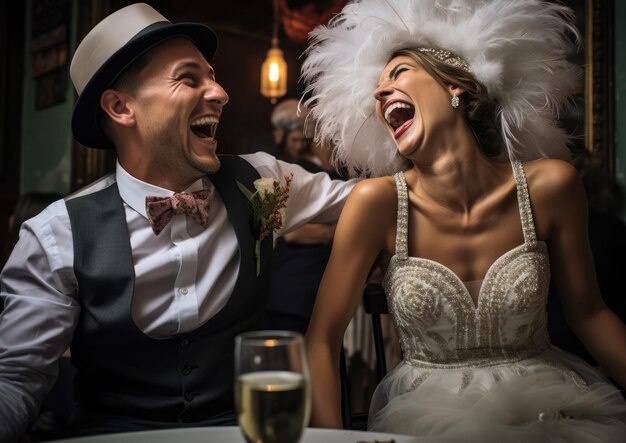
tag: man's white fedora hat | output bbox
[70,3,218,149]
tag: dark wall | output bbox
[0,1,25,260]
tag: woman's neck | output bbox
[406,148,509,214]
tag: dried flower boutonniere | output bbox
[237,174,293,276]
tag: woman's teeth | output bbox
[384,102,413,128]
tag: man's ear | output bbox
[100,89,135,128]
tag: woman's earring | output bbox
[451,94,459,109]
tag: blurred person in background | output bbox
[265,99,345,334]
[272,98,313,165]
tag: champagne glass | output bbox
[235,330,311,443]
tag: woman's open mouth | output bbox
[383,101,415,139]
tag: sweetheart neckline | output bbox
[384,240,548,311]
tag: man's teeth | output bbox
[191,116,218,126]
[384,102,412,127]
[190,116,219,139]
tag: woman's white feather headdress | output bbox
[302,0,581,177]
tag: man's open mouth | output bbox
[190,116,218,140]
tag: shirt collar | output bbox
[116,161,211,220]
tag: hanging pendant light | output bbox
[260,0,287,104]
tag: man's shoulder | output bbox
[10,175,118,233]
[237,151,277,171]
[22,198,71,237]
[64,172,117,202]
[215,154,265,183]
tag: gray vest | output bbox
[65,156,272,425]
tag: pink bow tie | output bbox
[145,189,211,235]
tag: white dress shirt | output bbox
[0,152,354,441]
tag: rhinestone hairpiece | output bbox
[416,47,471,73]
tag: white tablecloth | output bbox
[49,426,419,443]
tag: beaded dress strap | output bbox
[511,160,537,245]
[393,172,409,259]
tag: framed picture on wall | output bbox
[553,0,615,175]
[583,0,616,175]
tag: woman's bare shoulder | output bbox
[522,158,582,199]
[349,175,398,206]
[339,175,399,233]
[522,159,586,237]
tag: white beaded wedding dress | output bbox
[368,161,626,442]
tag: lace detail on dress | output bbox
[536,354,590,391]
[384,162,551,368]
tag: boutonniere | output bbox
[237,174,293,276]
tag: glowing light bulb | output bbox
[269,63,279,83]
[261,47,287,102]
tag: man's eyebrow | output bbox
[174,61,201,70]
[174,61,215,77]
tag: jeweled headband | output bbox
[416,48,471,73]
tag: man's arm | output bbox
[241,152,358,234]
[282,223,335,246]
[0,202,79,442]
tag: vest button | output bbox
[181,365,192,375]
[184,392,194,402]
[180,338,189,349]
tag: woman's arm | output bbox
[305,178,395,428]
[533,160,626,388]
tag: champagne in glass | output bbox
[235,331,311,443]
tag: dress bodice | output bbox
[383,161,551,368]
